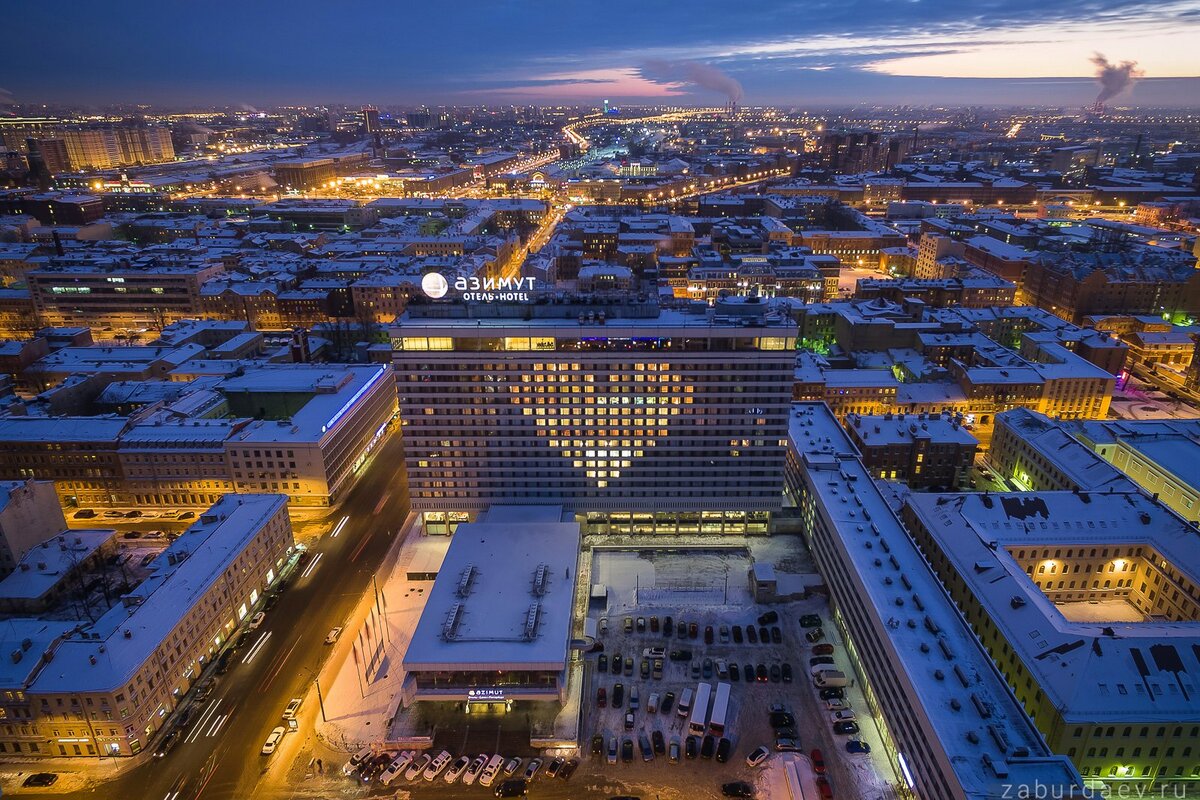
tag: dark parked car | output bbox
[729,663,740,682]
[661,691,675,714]
[746,625,758,644]
[704,625,714,644]
[641,659,650,679]
[781,663,793,683]
[559,759,578,780]
[771,626,782,644]
[639,732,654,762]
[688,622,699,640]
[612,652,623,674]
[800,614,821,628]
[811,748,826,774]
[678,620,689,640]
[769,663,782,683]
[819,687,845,700]
[153,729,180,758]
[810,655,835,668]
[833,721,860,735]
[494,778,527,797]
[769,711,796,729]
[757,610,779,625]
[663,616,674,636]
[650,616,659,633]
[722,781,755,798]
[622,738,634,762]
[731,625,743,643]
[23,773,58,787]
[813,643,835,656]
[597,687,607,708]
[612,683,624,707]
[216,650,234,674]
[652,730,665,754]
[685,735,698,759]
[846,740,872,754]
[715,737,732,763]
[744,663,755,683]
[702,657,713,679]
[598,653,608,672]
[591,734,604,755]
[669,649,692,662]
[755,663,768,682]
[636,617,646,633]
[701,734,716,759]
[758,626,770,643]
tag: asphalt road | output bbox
[44,431,410,800]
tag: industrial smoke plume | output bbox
[642,59,743,103]
[1091,52,1144,104]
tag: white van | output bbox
[677,687,694,717]
[814,669,849,688]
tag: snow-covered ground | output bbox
[1056,598,1146,623]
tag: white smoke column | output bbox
[1090,53,1144,104]
[642,59,744,103]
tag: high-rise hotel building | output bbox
[389,297,797,534]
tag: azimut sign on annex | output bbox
[421,272,537,302]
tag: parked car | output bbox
[596,687,607,708]
[746,625,758,644]
[771,626,782,644]
[591,734,604,755]
[154,729,180,758]
[652,730,666,754]
[424,750,453,781]
[598,653,608,672]
[846,739,872,754]
[833,721,860,735]
[669,649,692,661]
[704,625,714,644]
[701,734,716,759]
[636,617,646,633]
[494,778,528,797]
[639,732,654,762]
[612,652,623,674]
[324,627,342,645]
[732,624,743,643]
[669,737,680,763]
[624,656,633,676]
[249,611,266,630]
[607,735,619,764]
[688,622,699,639]
[729,663,740,682]
[746,745,770,766]
[757,610,779,625]
[769,663,781,682]
[810,655,835,668]
[405,753,432,781]
[774,738,801,752]
[624,617,633,633]
[769,711,796,729]
[625,712,635,730]
[647,692,659,714]
[464,754,491,786]
[379,752,416,785]
[640,658,650,679]
[722,781,755,798]
[22,774,58,788]
[522,758,543,780]
[558,759,578,780]
[826,698,849,711]
[781,663,793,683]
[649,615,660,633]
[755,663,768,682]
[260,726,285,756]
[743,662,755,683]
[685,735,698,759]
[811,748,826,773]
[443,755,471,783]
[630,686,640,710]
[758,625,770,643]
[661,691,675,714]
[813,643,835,656]
[715,737,732,763]
[830,709,857,723]
[702,657,714,678]
[805,627,825,643]
[621,738,634,763]
[282,697,302,720]
[815,776,834,799]
[663,616,674,636]
[545,757,564,779]
[599,617,608,635]
[819,686,845,700]
[800,614,822,628]
[503,757,522,776]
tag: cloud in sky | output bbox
[1,0,1197,105]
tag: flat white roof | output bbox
[790,403,1082,795]
[404,509,579,672]
[905,489,1200,723]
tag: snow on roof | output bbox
[789,402,1081,796]
[403,509,579,672]
[996,408,1136,492]
[26,494,288,694]
[0,530,114,600]
[904,489,1200,724]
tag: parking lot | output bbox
[575,543,896,799]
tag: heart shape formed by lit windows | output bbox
[511,362,691,486]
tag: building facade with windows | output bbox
[390,298,796,534]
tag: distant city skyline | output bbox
[3,0,1199,108]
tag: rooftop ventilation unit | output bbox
[523,603,541,640]
[456,565,476,598]
[442,603,463,641]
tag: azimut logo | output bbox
[420,272,449,299]
[420,272,538,301]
